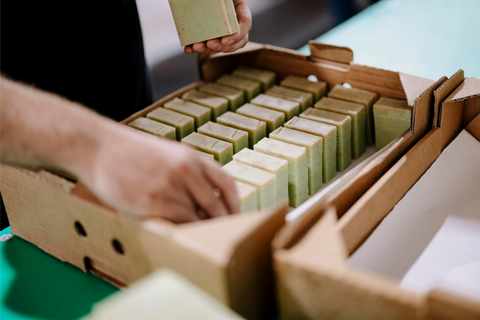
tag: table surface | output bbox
[2,1,479,319]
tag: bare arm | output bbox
[1,76,239,222]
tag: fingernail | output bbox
[211,43,220,50]
[226,39,235,45]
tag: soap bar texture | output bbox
[373,97,411,150]
[169,0,239,46]
[233,149,289,204]
[182,90,228,121]
[198,121,248,154]
[270,127,323,195]
[164,98,211,129]
[251,94,300,121]
[266,86,313,111]
[147,107,195,140]
[285,117,337,183]
[232,66,276,91]
[196,150,215,160]
[315,97,366,159]
[254,138,308,208]
[235,181,258,213]
[222,161,276,209]
[301,108,352,171]
[199,83,245,111]
[280,76,327,102]
[181,133,233,165]
[128,117,176,140]
[236,104,285,134]
[217,75,261,101]
[216,112,267,148]
[328,84,377,145]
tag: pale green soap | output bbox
[232,66,276,91]
[285,117,337,183]
[196,150,215,161]
[217,75,261,101]
[216,112,266,148]
[270,127,323,195]
[373,97,411,150]
[236,104,285,134]
[182,90,228,121]
[254,138,308,208]
[233,149,289,205]
[147,107,195,140]
[198,121,248,154]
[266,85,313,111]
[235,181,258,213]
[222,161,276,209]
[315,97,366,159]
[301,108,352,171]
[128,117,176,140]
[199,83,245,111]
[251,94,300,121]
[164,98,211,129]
[181,133,233,165]
[280,75,327,102]
[328,84,377,145]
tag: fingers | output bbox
[184,45,194,55]
[216,35,248,53]
[221,0,252,47]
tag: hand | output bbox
[184,0,252,55]
[79,125,239,223]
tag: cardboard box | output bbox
[274,71,480,319]
[1,41,446,319]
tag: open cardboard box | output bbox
[273,71,480,320]
[1,41,446,319]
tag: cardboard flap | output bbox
[428,288,480,320]
[433,70,465,127]
[466,112,480,142]
[444,77,480,104]
[308,41,353,65]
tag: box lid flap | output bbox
[308,41,353,65]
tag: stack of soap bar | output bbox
[216,112,266,148]
[280,75,327,102]
[328,84,377,145]
[236,104,285,134]
[182,90,228,121]
[285,117,337,183]
[254,138,308,208]
[196,150,215,160]
[199,83,244,111]
[235,181,258,213]
[198,121,248,154]
[216,75,261,101]
[168,0,239,46]
[147,107,195,140]
[315,97,366,159]
[270,127,323,195]
[164,98,211,129]
[301,108,352,171]
[251,94,300,121]
[373,97,411,150]
[128,117,176,140]
[266,86,313,111]
[233,149,288,204]
[181,133,233,165]
[222,161,276,209]
[232,66,276,91]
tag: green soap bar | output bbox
[235,181,258,213]
[164,98,211,129]
[254,138,308,208]
[196,150,215,160]
[198,121,248,154]
[199,83,245,111]
[181,133,233,165]
[236,104,285,134]
[270,127,323,195]
[147,107,195,140]
[222,161,276,209]
[128,117,176,140]
[250,94,300,121]
[216,112,266,148]
[168,0,239,46]
[301,108,352,171]
[280,75,327,102]
[285,117,337,183]
[328,84,377,145]
[232,66,276,91]
[217,75,261,101]
[266,85,313,111]
[373,97,411,150]
[233,149,289,204]
[315,97,366,159]
[182,90,228,121]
